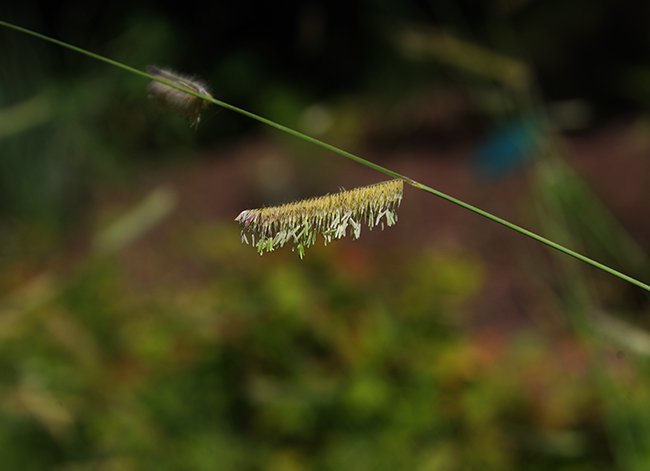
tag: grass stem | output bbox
[1,19,648,293]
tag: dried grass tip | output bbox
[147,65,212,129]
[236,179,404,258]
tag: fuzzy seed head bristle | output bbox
[147,66,212,129]
[235,179,404,258]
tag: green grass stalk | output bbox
[1,19,648,293]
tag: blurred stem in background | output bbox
[401,22,650,469]
[0,187,176,336]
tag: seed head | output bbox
[236,179,404,258]
[147,66,212,129]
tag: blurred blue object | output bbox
[473,117,540,179]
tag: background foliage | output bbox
[1,1,650,469]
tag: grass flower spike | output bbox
[236,179,404,258]
[147,66,212,128]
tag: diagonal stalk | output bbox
[1,19,648,293]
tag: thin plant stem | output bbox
[1,19,649,293]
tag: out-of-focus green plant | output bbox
[0,16,190,275]
[0,218,626,469]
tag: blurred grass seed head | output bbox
[146,65,212,128]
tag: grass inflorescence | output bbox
[236,179,404,258]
